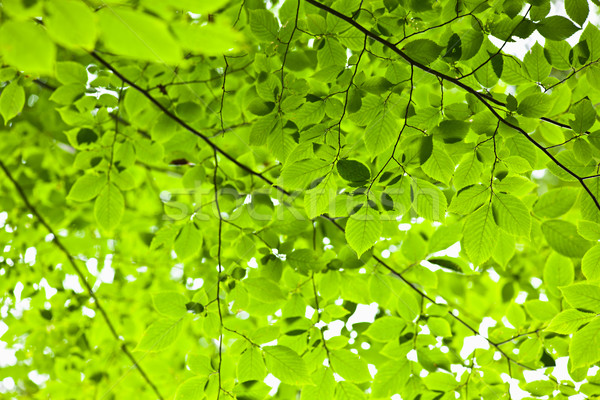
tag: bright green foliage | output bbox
[3,0,600,399]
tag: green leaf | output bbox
[372,359,410,398]
[524,300,558,322]
[412,178,447,221]
[537,16,580,41]
[174,377,207,400]
[569,317,600,368]
[263,345,311,385]
[136,318,183,351]
[244,278,286,303]
[403,39,444,65]
[364,316,405,341]
[280,159,332,189]
[44,0,97,49]
[524,42,551,82]
[583,244,600,281]
[174,222,203,260]
[421,142,455,185]
[546,309,596,334]
[0,21,56,75]
[544,252,574,297]
[423,372,458,391]
[578,220,600,241]
[250,10,279,42]
[337,159,371,182]
[565,0,589,26]
[0,80,25,125]
[67,174,107,202]
[329,349,372,383]
[364,109,397,157]
[97,8,182,63]
[428,317,452,337]
[345,205,382,257]
[569,99,596,134]
[152,292,188,319]
[561,283,600,312]
[238,346,267,382]
[582,23,600,60]
[533,187,578,218]
[492,193,531,236]
[541,220,592,258]
[462,204,497,265]
[94,183,124,232]
[517,93,552,117]
[335,382,366,400]
[454,154,483,190]
[300,368,335,400]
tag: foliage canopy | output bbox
[3,0,600,399]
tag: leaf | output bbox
[280,159,332,189]
[345,205,382,257]
[0,21,56,75]
[250,10,279,42]
[175,377,207,400]
[364,316,405,341]
[565,0,589,26]
[462,204,497,265]
[263,345,311,385]
[421,143,455,185]
[546,309,596,334]
[454,154,483,190]
[582,243,600,281]
[136,318,183,351]
[329,350,372,383]
[152,292,188,319]
[97,8,182,63]
[372,359,410,397]
[561,283,600,312]
[423,372,458,391]
[517,93,552,117]
[524,300,558,322]
[67,174,107,202]
[174,222,203,260]
[44,0,97,49]
[300,368,335,400]
[544,252,574,297]
[541,220,592,258]
[337,159,371,182]
[491,193,531,236]
[244,278,286,303]
[364,109,397,157]
[0,80,25,125]
[94,183,124,232]
[569,317,600,368]
[335,382,366,400]
[578,220,600,241]
[532,187,578,218]
[238,346,267,382]
[569,99,596,134]
[403,39,444,65]
[412,178,447,221]
[537,16,580,41]
[524,42,551,82]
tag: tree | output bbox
[2,0,600,398]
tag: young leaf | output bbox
[152,292,188,319]
[174,377,207,400]
[546,309,596,334]
[94,183,124,232]
[174,222,203,260]
[44,0,97,49]
[0,21,56,75]
[337,159,371,182]
[544,252,574,297]
[250,10,279,42]
[67,174,107,202]
[329,349,372,383]
[541,220,591,258]
[569,317,600,368]
[238,346,267,383]
[462,204,497,265]
[561,283,600,312]
[136,318,183,352]
[364,109,397,157]
[491,193,531,236]
[345,205,382,257]
[263,345,311,385]
[0,80,25,125]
